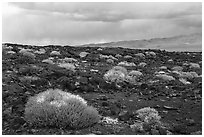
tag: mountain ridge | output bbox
[78,33,202,52]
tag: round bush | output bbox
[103,66,127,83]
[135,107,161,125]
[24,89,100,129]
[125,70,143,84]
[111,66,128,75]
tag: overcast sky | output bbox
[2,2,202,46]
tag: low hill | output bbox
[79,33,202,52]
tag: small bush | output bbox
[25,89,100,129]
[58,63,76,72]
[135,107,161,125]
[189,63,200,69]
[42,59,54,64]
[156,74,175,81]
[125,70,143,84]
[79,52,89,58]
[182,71,198,80]
[50,51,61,56]
[118,61,136,67]
[104,66,127,83]
[112,66,128,75]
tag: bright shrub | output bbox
[24,89,100,129]
[103,66,127,83]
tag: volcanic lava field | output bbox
[2,43,202,135]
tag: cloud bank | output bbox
[2,2,202,46]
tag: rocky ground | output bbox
[2,43,202,135]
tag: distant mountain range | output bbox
[79,33,202,52]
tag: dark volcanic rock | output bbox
[173,124,188,134]
[2,43,202,135]
[118,110,133,121]
[57,76,76,91]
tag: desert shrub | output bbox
[171,66,183,72]
[135,53,145,58]
[118,61,136,67]
[79,52,89,58]
[115,54,122,58]
[172,70,199,80]
[130,107,162,132]
[111,66,128,75]
[19,48,32,54]
[179,78,191,85]
[19,49,35,58]
[125,70,143,84]
[42,59,54,64]
[58,63,76,72]
[104,66,127,83]
[19,76,40,82]
[135,107,161,125]
[50,51,61,56]
[189,63,200,69]
[104,69,126,83]
[124,55,132,59]
[156,74,175,81]
[17,54,35,64]
[145,51,156,57]
[179,71,199,80]
[23,52,36,59]
[100,54,118,60]
[61,57,78,63]
[34,48,46,54]
[106,59,114,64]
[159,66,168,70]
[138,62,147,67]
[25,89,100,129]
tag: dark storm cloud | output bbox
[2,2,202,46]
